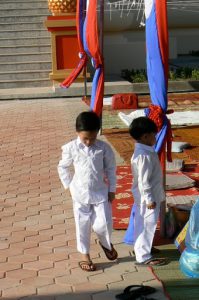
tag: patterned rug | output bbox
[113,166,133,229]
[113,165,199,229]
[102,98,199,229]
[104,126,199,165]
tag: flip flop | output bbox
[115,285,156,300]
[135,257,167,267]
[79,261,96,272]
[99,242,118,261]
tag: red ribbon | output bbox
[148,104,164,132]
[148,104,173,163]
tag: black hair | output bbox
[76,111,101,132]
[129,116,158,140]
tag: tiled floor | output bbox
[0,98,170,299]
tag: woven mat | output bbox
[138,93,199,110]
[113,165,199,229]
[104,126,199,165]
[104,101,199,229]
[111,128,199,229]
[149,244,199,300]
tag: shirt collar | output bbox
[135,142,155,153]
[77,136,85,149]
[77,136,99,149]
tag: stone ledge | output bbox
[0,80,198,100]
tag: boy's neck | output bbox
[136,141,154,147]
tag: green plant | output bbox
[179,67,192,79]
[192,69,199,80]
[121,68,147,83]
[131,73,147,83]
[121,67,199,82]
[121,69,132,82]
[169,70,177,80]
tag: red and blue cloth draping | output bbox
[145,0,172,165]
[60,0,104,116]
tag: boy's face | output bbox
[140,132,156,146]
[77,130,98,147]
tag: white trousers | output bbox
[133,203,160,263]
[73,201,112,254]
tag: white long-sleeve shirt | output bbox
[57,137,116,204]
[131,143,165,205]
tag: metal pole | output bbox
[99,0,104,135]
[99,0,104,55]
[160,0,169,238]
[83,66,87,100]
[83,0,87,100]
[160,149,166,237]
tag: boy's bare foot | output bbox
[79,253,96,272]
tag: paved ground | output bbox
[0,98,169,300]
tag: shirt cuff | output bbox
[61,181,70,190]
[109,185,116,193]
[145,197,153,205]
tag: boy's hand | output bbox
[147,202,156,209]
[108,192,115,203]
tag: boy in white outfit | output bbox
[124,116,166,266]
[57,111,118,271]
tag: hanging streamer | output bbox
[60,0,104,116]
[84,0,104,116]
[144,0,172,164]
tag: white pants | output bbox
[73,201,112,254]
[133,203,160,263]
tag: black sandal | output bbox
[115,285,156,300]
[135,257,167,267]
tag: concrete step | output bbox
[0,86,55,99]
[0,22,49,31]
[0,81,133,97]
[1,81,199,100]
[0,61,51,72]
[0,45,51,55]
[0,2,48,9]
[0,52,51,63]
[0,78,52,89]
[0,70,50,81]
[0,8,49,16]
[0,15,48,23]
[0,37,51,46]
[0,0,52,89]
[0,29,50,38]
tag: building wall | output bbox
[170,29,199,55]
[103,6,199,77]
[104,31,145,74]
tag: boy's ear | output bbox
[142,133,148,140]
